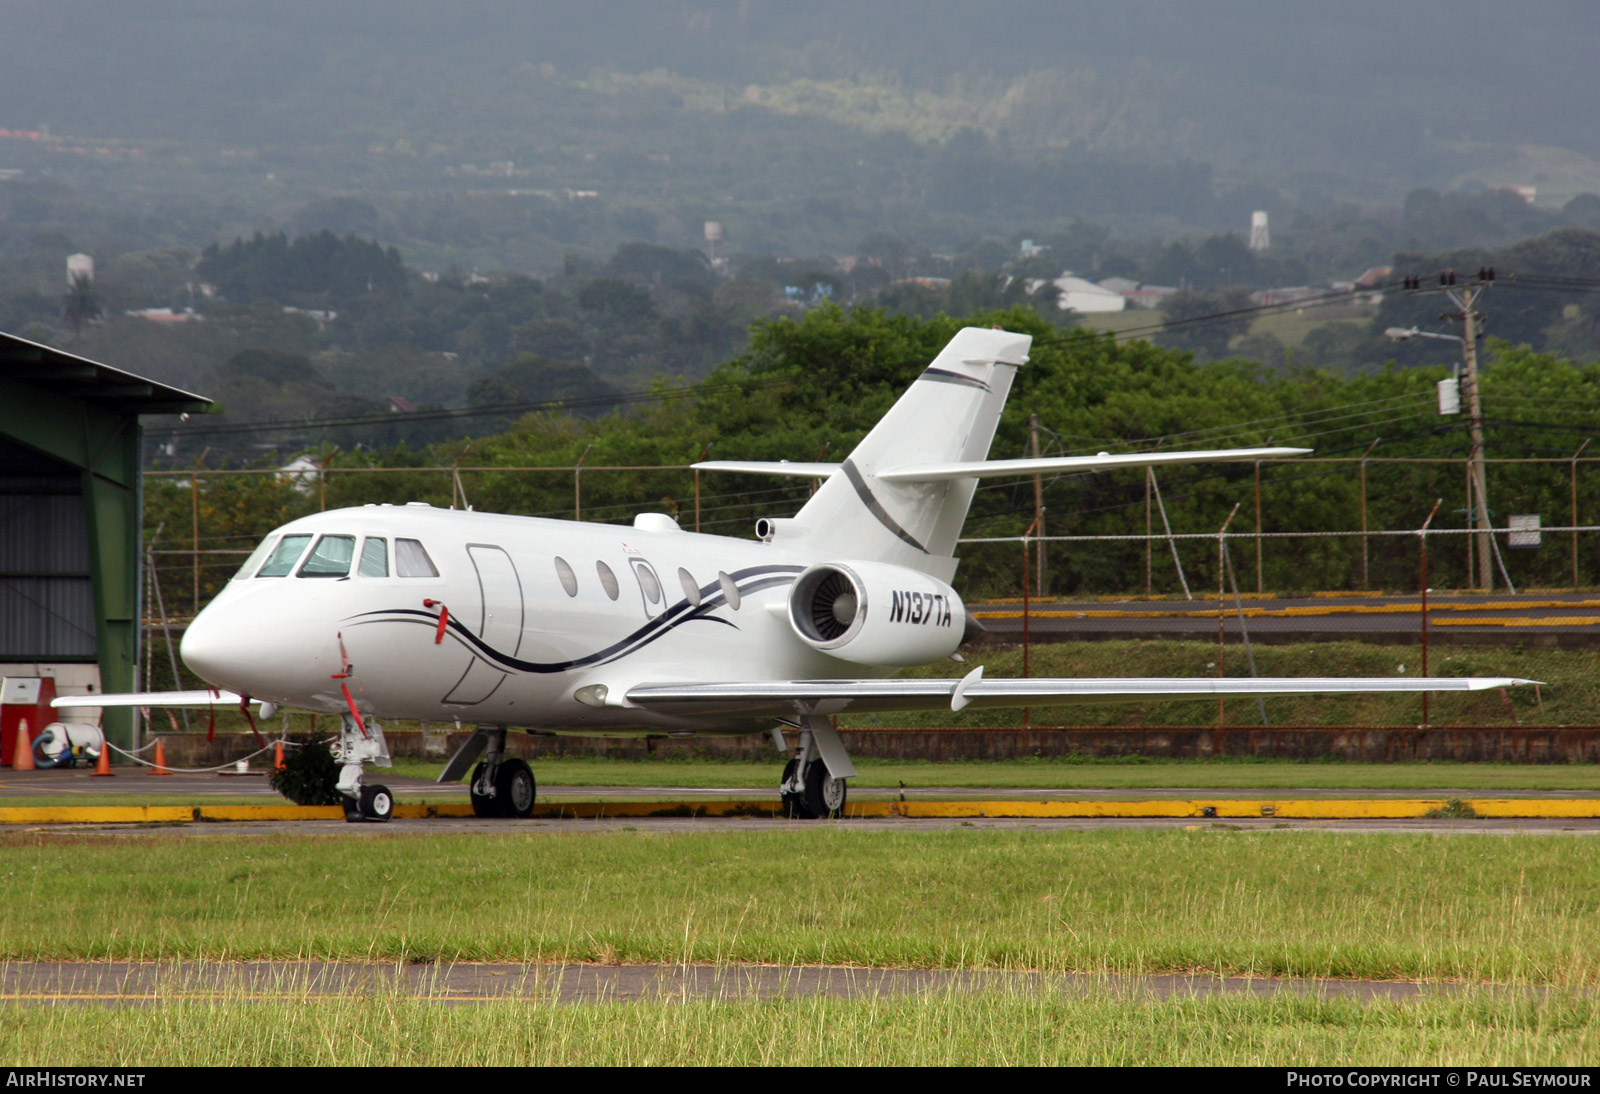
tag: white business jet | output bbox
[60,327,1532,821]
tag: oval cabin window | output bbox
[554,556,578,597]
[596,560,620,600]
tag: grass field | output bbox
[384,755,1600,792]
[5,828,1598,985]
[7,824,1598,1065]
[4,990,1595,1066]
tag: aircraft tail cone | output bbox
[92,740,114,777]
[12,720,34,771]
[149,739,172,776]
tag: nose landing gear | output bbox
[333,711,394,823]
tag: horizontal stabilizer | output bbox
[627,675,1537,718]
[693,460,841,478]
[54,690,251,709]
[875,447,1310,484]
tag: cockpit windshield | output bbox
[233,536,278,580]
[255,534,313,578]
[299,534,357,578]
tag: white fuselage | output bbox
[181,503,881,735]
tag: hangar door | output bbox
[0,435,95,661]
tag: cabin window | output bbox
[636,563,662,604]
[299,534,357,578]
[678,567,701,607]
[233,536,277,580]
[596,560,620,600]
[395,538,440,578]
[256,534,313,578]
[358,537,389,577]
[554,556,579,597]
[718,570,741,610]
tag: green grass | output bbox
[1248,312,1367,351]
[384,754,1600,791]
[4,989,1597,1066]
[6,829,1600,985]
[838,641,1576,728]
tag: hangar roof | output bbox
[0,330,211,416]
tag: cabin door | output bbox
[443,544,524,705]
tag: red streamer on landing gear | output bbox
[239,696,265,747]
[339,681,368,739]
[206,688,220,742]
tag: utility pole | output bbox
[1029,413,1046,597]
[1444,272,1493,589]
[1394,269,1495,588]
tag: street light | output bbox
[1384,326,1464,345]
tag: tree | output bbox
[1158,287,1252,359]
[60,273,103,333]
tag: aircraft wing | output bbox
[626,674,1536,719]
[53,690,253,710]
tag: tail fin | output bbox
[786,327,1031,578]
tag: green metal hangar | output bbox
[1,332,209,759]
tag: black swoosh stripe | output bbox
[841,459,930,553]
[919,367,991,392]
[347,565,803,675]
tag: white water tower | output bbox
[1248,212,1270,252]
[66,253,94,284]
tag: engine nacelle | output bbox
[787,560,966,667]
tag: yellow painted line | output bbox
[5,799,1600,824]
[1433,617,1600,627]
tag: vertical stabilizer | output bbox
[786,327,1031,578]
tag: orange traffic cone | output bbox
[149,739,172,776]
[92,739,114,776]
[12,720,35,771]
[273,740,286,773]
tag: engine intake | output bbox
[788,561,966,667]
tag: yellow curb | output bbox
[4,798,1600,823]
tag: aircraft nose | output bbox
[179,600,252,686]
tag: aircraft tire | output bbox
[341,794,362,823]
[494,758,537,818]
[359,784,394,822]
[468,763,496,818]
[800,761,846,820]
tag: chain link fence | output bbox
[142,458,1600,736]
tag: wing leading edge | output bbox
[626,674,1537,719]
[54,690,252,709]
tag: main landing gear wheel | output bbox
[783,760,847,819]
[494,758,537,818]
[469,759,536,818]
[358,784,394,822]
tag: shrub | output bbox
[269,734,342,805]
